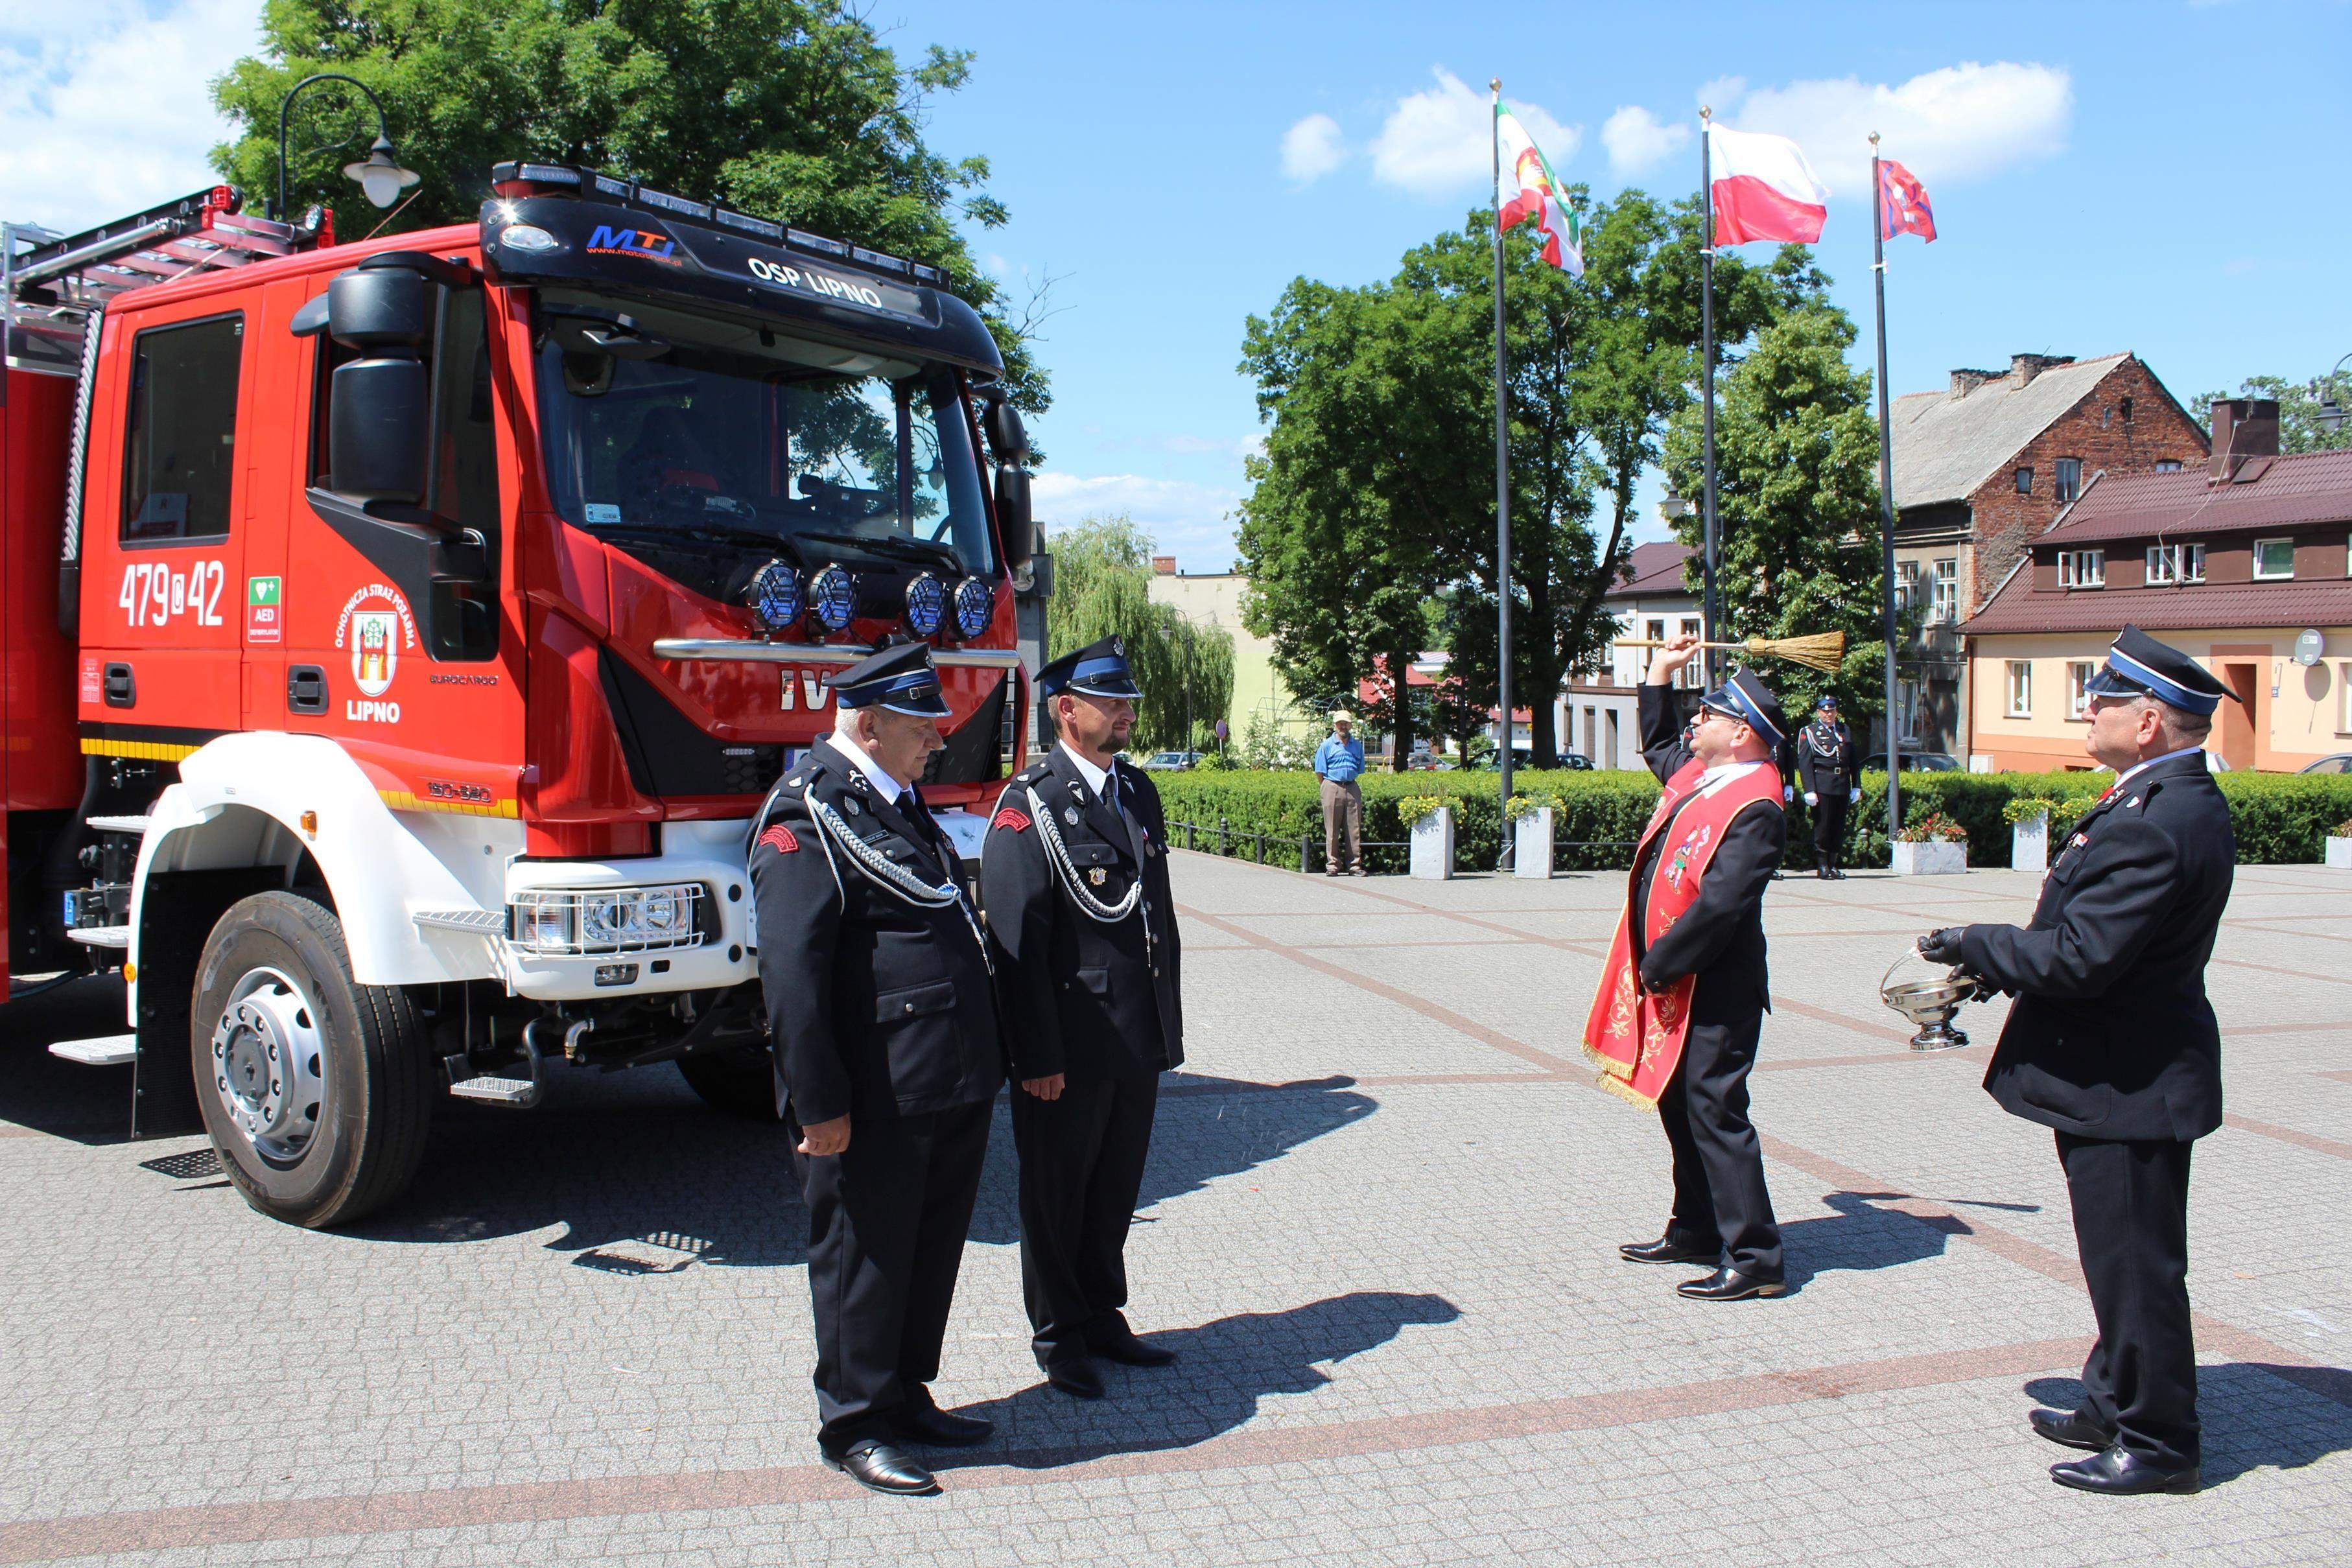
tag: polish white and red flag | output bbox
[1707,123,1829,246]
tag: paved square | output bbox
[2,855,2347,1565]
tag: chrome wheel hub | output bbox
[209,968,326,1165]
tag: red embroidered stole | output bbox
[1582,758,1785,1109]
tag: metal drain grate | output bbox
[139,1148,221,1180]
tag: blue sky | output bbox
[6,1,2347,568]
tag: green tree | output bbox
[1041,516,1234,753]
[1662,305,1887,716]
[209,0,1044,410]
[2192,371,2352,453]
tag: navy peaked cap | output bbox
[1699,667,1788,747]
[1039,635,1142,700]
[830,640,950,716]
[2082,624,2235,716]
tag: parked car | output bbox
[2299,753,2352,775]
[1895,751,1961,773]
[1141,750,1202,771]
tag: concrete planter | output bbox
[2326,836,2352,870]
[1512,808,1553,880]
[1891,839,1968,876]
[2010,813,2049,874]
[1409,807,1454,880]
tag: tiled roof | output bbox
[1606,541,1697,598]
[1962,579,2352,635]
[1888,353,2140,509]
[2040,449,2352,544]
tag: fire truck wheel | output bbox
[675,1047,781,1120]
[192,891,435,1228]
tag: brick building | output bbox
[1885,352,2209,760]
[1961,401,2352,772]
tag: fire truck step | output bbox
[414,909,506,935]
[449,1075,537,1105]
[84,815,152,834]
[67,926,131,948]
[49,1033,136,1066]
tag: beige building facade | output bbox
[1146,562,1317,748]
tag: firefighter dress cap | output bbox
[1815,694,1837,712]
[2082,624,2235,716]
[1038,635,1142,701]
[1699,668,1788,748]
[830,640,952,717]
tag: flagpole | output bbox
[1870,132,1901,840]
[1699,106,1721,687]
[1492,78,1514,817]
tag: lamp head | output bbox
[344,135,420,209]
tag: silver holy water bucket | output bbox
[1877,950,1977,1051]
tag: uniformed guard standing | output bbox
[1795,695,1861,879]
[749,641,1004,1496]
[1585,633,1791,1300]
[1919,626,2235,1496]
[982,636,1184,1399]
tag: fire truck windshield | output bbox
[532,290,995,601]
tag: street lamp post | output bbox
[2316,353,2352,436]
[276,73,419,220]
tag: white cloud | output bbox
[1032,472,1243,567]
[1728,62,2073,192]
[0,0,261,237]
[1370,68,1577,197]
[1601,106,1690,178]
[1697,76,1748,115]
[1280,113,1346,183]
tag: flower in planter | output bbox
[1503,791,1562,822]
[1398,795,1447,828]
[1893,812,1968,845]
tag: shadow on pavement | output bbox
[2024,1368,2352,1486]
[934,1290,1463,1471]
[0,976,134,1145]
[1778,1191,1964,1292]
[338,1071,1375,1269]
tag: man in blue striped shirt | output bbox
[1313,712,1367,876]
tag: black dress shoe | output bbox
[1090,1329,1177,1367]
[1815,865,1833,880]
[2029,1407,2114,1452]
[1042,1359,1106,1400]
[1619,1232,1719,1265]
[1676,1267,1789,1300]
[2050,1444,2200,1495]
[823,1439,939,1495]
[893,1399,994,1447]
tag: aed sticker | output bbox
[80,655,100,705]
[246,576,283,644]
[334,582,419,722]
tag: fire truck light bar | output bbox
[489,160,947,287]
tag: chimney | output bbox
[1151,555,1177,576]
[2208,399,2279,481]
[1949,368,1999,398]
[2009,353,2073,386]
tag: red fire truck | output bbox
[1,167,1037,1226]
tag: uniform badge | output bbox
[991,808,1032,833]
[1088,867,1108,886]
[758,824,799,854]
[845,798,862,816]
[1064,807,1080,825]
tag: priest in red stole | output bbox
[1584,634,1791,1300]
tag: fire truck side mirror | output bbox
[981,399,1029,463]
[325,268,436,503]
[993,463,1034,570]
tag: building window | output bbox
[2054,458,2083,504]
[1930,559,1958,624]
[2145,543,2204,585]
[2058,548,2105,589]
[2068,661,2095,720]
[2155,459,2181,473]
[2342,664,2352,735]
[1894,561,1922,612]
[2006,661,2032,718]
[2014,467,2033,495]
[1676,617,1703,688]
[1895,677,1922,743]
[2120,397,2134,424]
[2253,538,2296,580]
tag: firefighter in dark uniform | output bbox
[1795,694,1861,879]
[982,636,1184,1399]
[748,641,1004,1496]
[1615,635,1791,1300]
[1920,626,2235,1496]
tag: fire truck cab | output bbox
[1,167,1036,1226]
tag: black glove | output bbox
[1917,927,1968,965]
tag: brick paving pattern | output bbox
[1,856,2346,1564]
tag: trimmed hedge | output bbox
[1153,766,2352,872]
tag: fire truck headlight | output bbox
[634,886,690,940]
[904,572,947,637]
[496,224,563,253]
[952,576,993,640]
[747,559,802,632]
[508,885,706,955]
[810,565,857,631]
[513,898,576,951]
